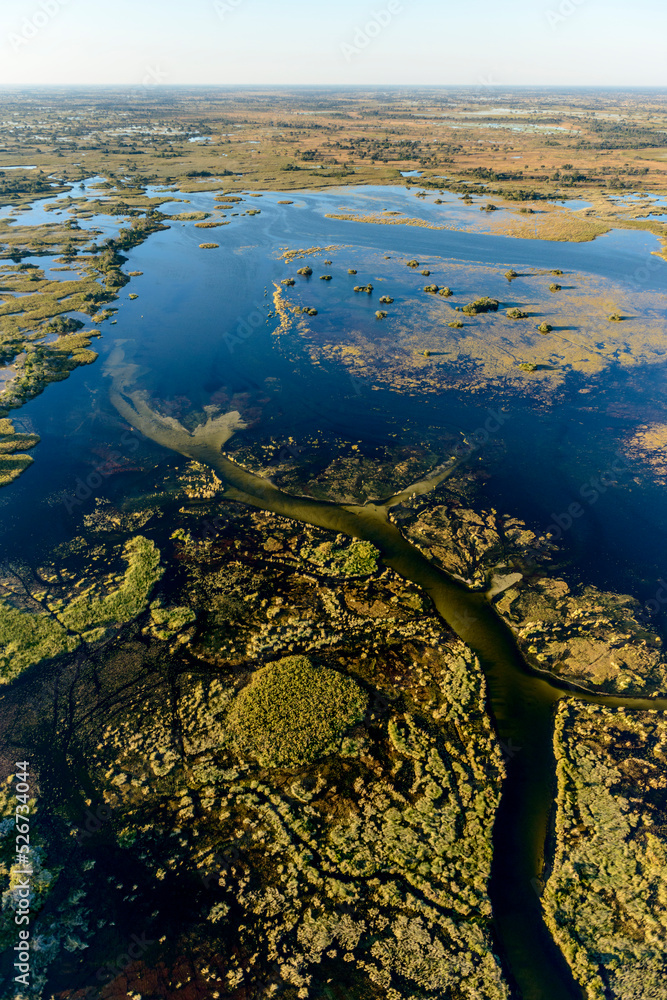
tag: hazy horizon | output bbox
[1,0,666,89]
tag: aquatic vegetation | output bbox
[281,277,295,286]
[379,295,394,304]
[0,452,33,487]
[462,296,500,315]
[424,284,440,293]
[169,211,211,221]
[278,200,294,204]
[128,292,139,300]
[297,266,313,276]
[320,274,333,280]
[496,578,666,693]
[353,284,374,294]
[506,307,528,319]
[376,310,388,319]
[303,538,381,577]
[228,655,368,768]
[544,703,667,1000]
[0,417,39,487]
[519,362,538,371]
[407,259,420,267]
[448,319,464,328]
[538,322,553,333]
[608,312,623,321]
[348,268,358,274]
[421,269,431,276]
[0,536,163,683]
[198,242,219,249]
[549,283,562,292]
[146,602,197,640]
[505,269,518,280]
[0,330,101,420]
[439,286,453,297]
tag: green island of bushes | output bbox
[462,296,500,315]
[227,655,368,768]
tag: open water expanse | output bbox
[2,182,667,999]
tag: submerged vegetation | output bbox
[0,536,163,683]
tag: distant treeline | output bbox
[0,173,53,197]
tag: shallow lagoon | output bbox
[2,180,667,1000]
[1,182,667,628]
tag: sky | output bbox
[0,0,665,88]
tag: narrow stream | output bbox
[111,385,667,1000]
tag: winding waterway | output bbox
[109,382,667,1000]
[4,180,667,998]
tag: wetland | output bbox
[1,86,667,1000]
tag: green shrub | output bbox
[549,283,562,292]
[538,322,553,334]
[439,286,453,297]
[424,285,440,294]
[462,297,499,315]
[227,656,368,768]
[506,307,528,319]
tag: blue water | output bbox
[2,183,667,632]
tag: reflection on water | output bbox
[2,180,667,999]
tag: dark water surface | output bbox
[2,183,667,999]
